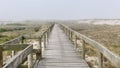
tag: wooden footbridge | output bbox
[0,24,120,68]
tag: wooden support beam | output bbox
[44,35,46,48]
[0,46,3,68]
[75,36,77,48]
[45,33,48,45]
[11,50,15,57]
[36,38,42,60]
[71,32,73,42]
[21,36,24,44]
[68,30,71,40]
[28,53,33,68]
[47,31,49,42]
[60,24,120,68]
[98,52,103,68]
[3,45,33,68]
[40,38,42,59]
[70,31,72,40]
[82,40,85,59]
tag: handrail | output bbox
[59,24,120,68]
[3,44,33,68]
[23,24,54,39]
[0,36,23,46]
[1,24,54,68]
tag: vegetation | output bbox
[65,23,120,56]
[0,22,52,67]
[64,22,120,68]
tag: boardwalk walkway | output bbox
[34,24,89,68]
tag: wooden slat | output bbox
[3,45,33,68]
[60,24,120,68]
[34,24,89,68]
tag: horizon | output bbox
[0,0,120,21]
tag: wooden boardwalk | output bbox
[34,24,89,68]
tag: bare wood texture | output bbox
[3,45,33,68]
[1,36,22,45]
[34,24,89,68]
[60,24,120,68]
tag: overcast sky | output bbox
[0,0,120,21]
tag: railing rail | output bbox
[0,24,54,68]
[59,24,120,68]
[3,44,33,68]
[1,36,23,46]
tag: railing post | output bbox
[98,52,103,68]
[68,30,71,40]
[46,33,48,45]
[82,40,85,59]
[0,46,3,68]
[39,37,42,59]
[21,36,24,44]
[28,53,33,68]
[36,37,42,60]
[75,36,78,48]
[44,35,46,48]
[11,50,15,57]
[47,31,49,42]
[71,32,73,42]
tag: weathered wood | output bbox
[75,36,78,48]
[45,33,48,45]
[98,52,103,68]
[44,35,46,48]
[60,24,120,68]
[34,24,89,68]
[3,45,33,68]
[0,46,3,68]
[11,50,15,57]
[82,40,85,59]
[21,36,24,44]
[47,31,49,42]
[0,24,54,68]
[1,36,22,45]
[68,30,71,40]
[71,32,73,42]
[28,53,33,68]
[23,24,54,40]
[39,38,42,59]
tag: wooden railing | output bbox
[1,36,24,45]
[59,24,120,68]
[3,44,33,68]
[0,24,54,68]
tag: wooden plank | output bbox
[28,53,33,68]
[98,52,103,68]
[3,44,33,68]
[82,40,85,59]
[35,24,89,68]
[60,24,120,67]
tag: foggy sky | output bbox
[0,0,120,21]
